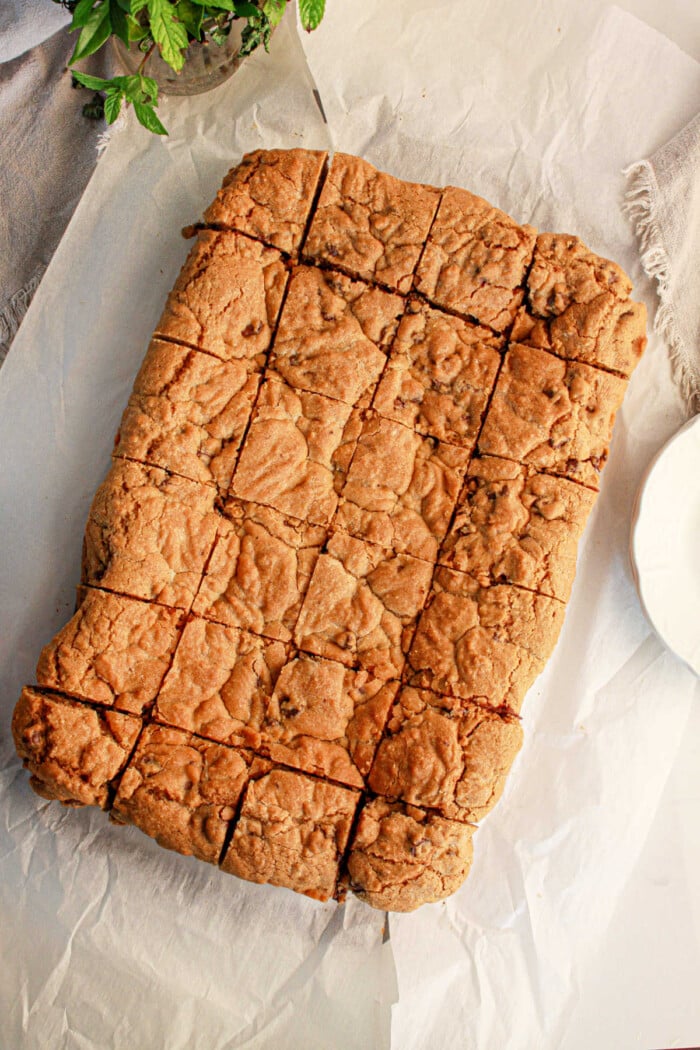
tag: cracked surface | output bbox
[155,230,288,367]
[260,653,398,788]
[192,500,325,642]
[344,798,475,912]
[406,568,566,710]
[415,186,537,331]
[36,588,184,714]
[294,532,433,681]
[368,686,523,822]
[372,300,503,447]
[203,148,328,255]
[12,687,141,808]
[231,377,358,526]
[268,265,404,406]
[112,725,261,864]
[154,618,286,749]
[82,460,220,610]
[13,150,646,911]
[304,153,439,293]
[439,456,596,601]
[478,343,628,488]
[114,339,259,489]
[221,767,360,901]
[335,413,470,562]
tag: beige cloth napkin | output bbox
[625,112,700,411]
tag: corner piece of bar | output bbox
[11,687,141,808]
[221,766,360,902]
[519,232,647,376]
[303,152,440,293]
[203,148,328,255]
[368,685,523,822]
[344,797,475,912]
[112,724,264,864]
[415,185,537,332]
[36,588,185,714]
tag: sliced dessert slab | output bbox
[36,588,184,714]
[368,685,523,822]
[82,460,220,610]
[114,338,259,490]
[221,766,360,902]
[303,152,439,293]
[12,687,141,808]
[335,413,470,563]
[230,377,360,527]
[343,797,475,912]
[203,148,328,255]
[112,725,266,864]
[294,531,433,681]
[415,186,537,332]
[260,653,398,789]
[267,264,403,407]
[478,342,628,489]
[372,299,502,447]
[406,567,566,711]
[192,500,325,643]
[154,230,288,369]
[153,617,286,750]
[439,456,596,602]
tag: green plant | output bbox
[54,0,326,134]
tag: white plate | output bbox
[630,413,700,677]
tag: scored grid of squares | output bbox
[12,149,646,911]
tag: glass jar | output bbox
[113,23,246,96]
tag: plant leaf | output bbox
[110,0,130,44]
[139,74,159,100]
[262,0,285,27]
[131,0,148,12]
[175,0,204,39]
[126,14,149,40]
[103,90,124,123]
[188,0,235,9]
[69,0,99,30]
[233,1,259,16]
[71,70,114,90]
[298,0,324,32]
[70,2,112,61]
[134,100,168,134]
[115,0,131,10]
[147,0,189,71]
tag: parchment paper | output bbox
[1,3,699,1048]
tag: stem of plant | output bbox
[137,41,156,75]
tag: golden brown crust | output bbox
[221,767,360,901]
[12,687,141,808]
[36,588,184,714]
[415,186,537,331]
[114,339,259,489]
[438,456,596,601]
[372,300,502,446]
[335,413,470,562]
[344,798,475,911]
[478,343,628,488]
[260,653,398,788]
[406,568,566,711]
[112,725,260,864]
[155,230,288,367]
[82,460,220,610]
[304,153,439,293]
[368,686,523,821]
[268,265,403,406]
[153,618,286,748]
[203,148,328,254]
[230,377,358,526]
[294,532,433,681]
[192,500,325,642]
